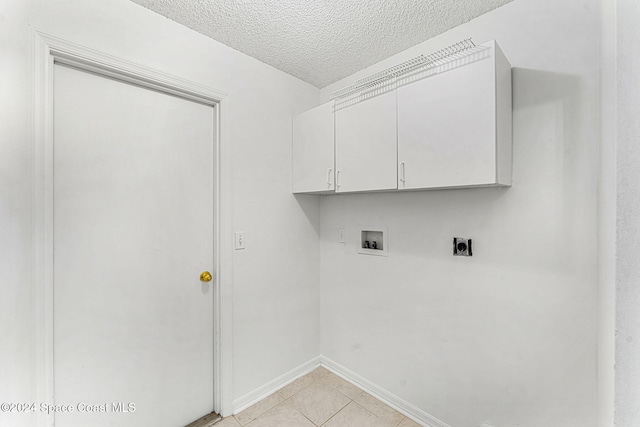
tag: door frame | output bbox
[32,31,234,426]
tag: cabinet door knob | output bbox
[336,170,341,189]
[400,162,406,186]
[200,271,213,282]
[327,168,333,187]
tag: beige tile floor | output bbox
[215,367,423,427]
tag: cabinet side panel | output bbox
[495,42,513,186]
[292,102,335,193]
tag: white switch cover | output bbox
[338,228,345,243]
[235,231,246,250]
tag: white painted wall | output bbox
[319,0,600,426]
[0,1,36,427]
[598,0,616,425]
[3,0,625,426]
[1,0,320,424]
[614,0,640,425]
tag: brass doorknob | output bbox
[200,271,213,282]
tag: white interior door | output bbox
[53,63,215,426]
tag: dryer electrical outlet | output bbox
[453,237,472,256]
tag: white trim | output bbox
[33,30,55,427]
[230,354,450,427]
[319,356,451,427]
[232,356,323,414]
[216,85,235,418]
[32,31,234,420]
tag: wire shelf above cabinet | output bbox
[330,38,486,111]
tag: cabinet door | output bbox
[335,91,397,193]
[397,44,497,189]
[292,101,335,193]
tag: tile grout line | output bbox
[319,400,355,427]
[237,367,328,425]
[292,368,347,426]
[233,367,411,427]
[351,399,400,427]
[295,367,353,426]
[242,367,337,427]
[282,398,319,427]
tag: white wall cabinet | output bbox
[397,40,512,190]
[291,40,511,195]
[335,91,397,193]
[292,101,335,193]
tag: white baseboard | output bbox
[232,355,322,414]
[319,355,451,427]
[231,354,450,427]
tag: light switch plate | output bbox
[235,232,246,250]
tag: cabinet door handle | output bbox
[336,170,341,190]
[400,162,406,186]
[327,168,333,187]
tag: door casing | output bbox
[32,31,234,426]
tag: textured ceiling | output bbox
[131,0,513,88]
